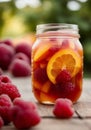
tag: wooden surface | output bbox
[2,73,91,130]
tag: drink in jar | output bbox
[31,23,83,104]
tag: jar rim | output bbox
[37,23,78,31]
[36,23,79,37]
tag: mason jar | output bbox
[31,23,83,104]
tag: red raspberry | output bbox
[61,39,69,49]
[0,116,4,128]
[0,39,14,48]
[0,44,15,70]
[0,94,13,124]
[10,98,41,129]
[60,82,75,98]
[15,43,31,63]
[34,67,48,83]
[13,52,30,63]
[9,59,31,77]
[0,75,12,84]
[13,98,37,110]
[53,98,74,118]
[50,38,57,41]
[0,82,21,101]
[49,46,60,57]
[0,68,3,75]
[56,69,71,83]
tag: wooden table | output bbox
[2,73,91,130]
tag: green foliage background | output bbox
[0,0,91,77]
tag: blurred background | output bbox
[0,0,91,77]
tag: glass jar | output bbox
[31,23,83,104]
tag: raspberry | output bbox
[61,82,75,96]
[0,83,21,101]
[10,98,41,129]
[13,52,30,63]
[0,116,4,128]
[15,43,31,63]
[0,68,3,75]
[0,39,14,48]
[34,67,48,83]
[0,44,15,70]
[13,98,37,110]
[50,38,57,41]
[9,59,31,77]
[61,39,69,49]
[49,46,60,57]
[53,98,74,118]
[56,69,71,83]
[0,94,13,124]
[0,75,12,84]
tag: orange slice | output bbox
[33,80,42,90]
[33,80,51,93]
[41,81,51,93]
[47,49,81,84]
[34,42,52,61]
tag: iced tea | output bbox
[31,24,83,104]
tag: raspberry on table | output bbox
[13,52,30,63]
[56,69,71,84]
[15,43,31,63]
[53,98,74,118]
[10,98,41,129]
[13,98,37,110]
[0,75,12,84]
[0,82,21,101]
[0,116,4,128]
[0,43,15,70]
[9,59,31,77]
[0,94,13,124]
[0,39,14,48]
[0,68,3,75]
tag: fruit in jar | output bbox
[61,39,75,50]
[40,92,56,103]
[34,41,52,61]
[56,69,71,83]
[59,82,76,100]
[34,40,61,62]
[47,49,81,84]
[33,80,51,93]
[34,67,48,83]
[41,81,51,93]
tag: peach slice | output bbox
[34,41,52,62]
